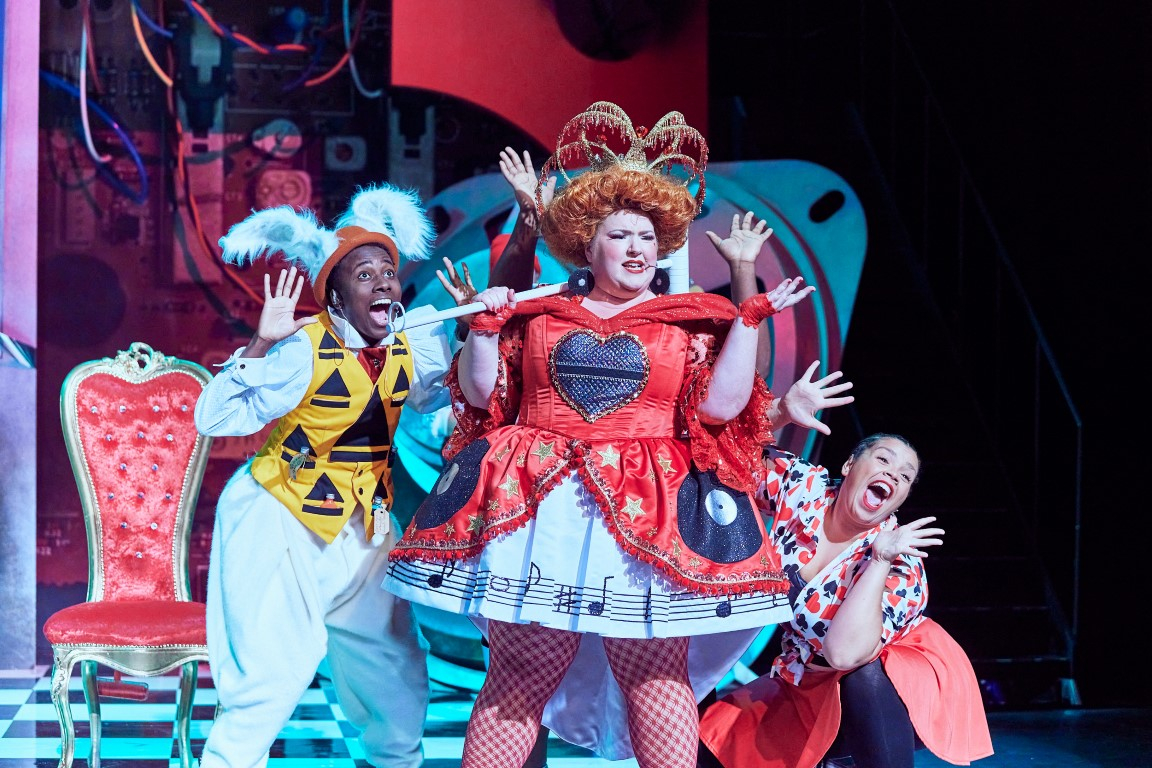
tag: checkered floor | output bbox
[0,667,633,768]
[6,667,1149,768]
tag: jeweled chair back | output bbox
[43,342,213,768]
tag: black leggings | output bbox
[695,659,922,768]
[825,657,920,768]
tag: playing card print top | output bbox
[761,444,928,685]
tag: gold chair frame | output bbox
[48,342,213,768]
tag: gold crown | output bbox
[538,101,709,213]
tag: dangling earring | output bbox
[568,267,595,296]
[648,267,670,295]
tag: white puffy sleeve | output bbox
[194,331,314,436]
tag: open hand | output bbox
[872,516,944,565]
[774,360,855,435]
[500,147,556,210]
[706,211,774,266]
[764,275,815,313]
[257,267,316,345]
[435,256,479,306]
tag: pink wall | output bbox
[1,0,38,345]
[0,0,40,670]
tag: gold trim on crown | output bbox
[538,101,709,214]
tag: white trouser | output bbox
[201,469,429,768]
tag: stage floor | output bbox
[1,667,1148,767]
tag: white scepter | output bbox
[386,254,685,335]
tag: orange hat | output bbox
[312,226,400,306]
[218,183,434,310]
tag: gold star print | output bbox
[467,514,485,534]
[646,527,659,538]
[647,471,658,483]
[656,455,674,473]
[443,522,454,536]
[532,441,556,461]
[622,499,649,522]
[760,554,770,567]
[516,453,526,467]
[672,539,682,558]
[498,477,521,497]
[491,445,512,462]
[487,499,501,511]
[689,557,702,567]
[597,445,621,468]
[622,497,644,522]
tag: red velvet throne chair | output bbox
[42,342,214,768]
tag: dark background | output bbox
[708,2,1150,706]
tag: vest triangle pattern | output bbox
[318,331,343,360]
[316,370,351,397]
[282,425,313,454]
[391,365,410,405]
[333,388,391,450]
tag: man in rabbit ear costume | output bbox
[194,184,453,768]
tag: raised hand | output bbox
[706,210,774,267]
[256,267,316,346]
[499,146,556,210]
[435,256,479,307]
[737,276,815,327]
[765,275,815,313]
[772,360,855,435]
[871,516,945,565]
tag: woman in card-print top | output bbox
[698,434,994,768]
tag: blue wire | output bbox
[130,0,173,38]
[40,70,150,205]
[280,0,332,90]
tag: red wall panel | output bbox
[392,0,709,151]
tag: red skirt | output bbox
[699,619,993,767]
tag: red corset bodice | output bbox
[516,314,689,440]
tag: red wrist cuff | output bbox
[469,306,514,334]
[738,294,778,327]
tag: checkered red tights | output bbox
[460,621,698,768]
[461,620,581,768]
[603,634,698,767]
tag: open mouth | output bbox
[863,480,893,511]
[368,298,393,324]
[622,259,649,274]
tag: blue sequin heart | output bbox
[550,329,649,422]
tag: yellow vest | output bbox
[250,313,414,543]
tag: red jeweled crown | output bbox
[538,101,709,214]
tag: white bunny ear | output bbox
[218,206,339,281]
[335,183,435,261]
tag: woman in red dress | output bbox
[384,102,814,768]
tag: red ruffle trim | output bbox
[442,320,526,462]
[737,293,779,327]
[390,460,571,563]
[393,447,788,598]
[682,360,775,493]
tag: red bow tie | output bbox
[357,346,389,382]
